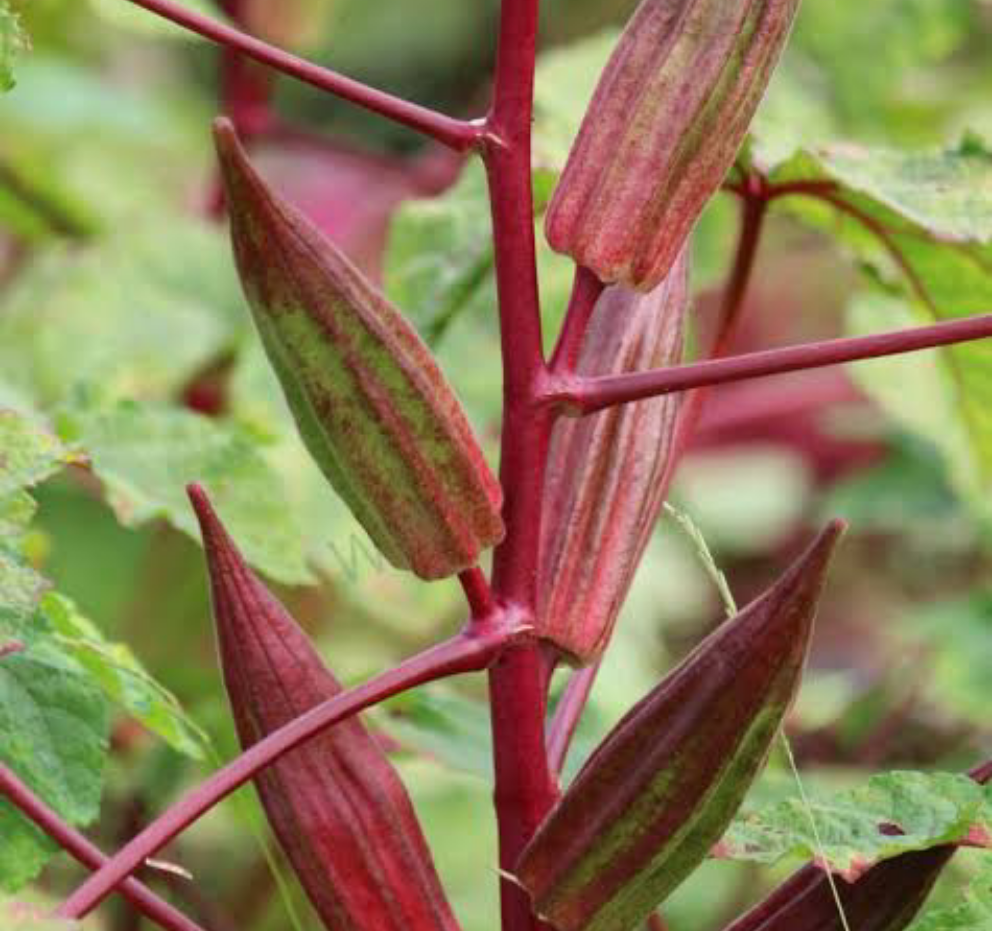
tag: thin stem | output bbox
[116,0,483,151]
[483,1,559,928]
[0,767,204,931]
[549,313,992,414]
[546,659,602,777]
[550,266,606,373]
[670,182,768,463]
[459,566,496,622]
[58,623,528,919]
[711,183,768,359]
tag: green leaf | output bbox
[43,593,209,759]
[0,1,27,93]
[760,138,992,518]
[719,771,990,880]
[0,220,246,408]
[381,686,493,780]
[0,409,74,498]
[384,161,493,337]
[908,860,992,931]
[532,29,617,172]
[56,392,313,586]
[0,601,109,892]
[87,0,222,38]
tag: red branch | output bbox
[115,0,483,151]
[548,313,992,414]
[57,623,528,919]
[0,766,204,931]
[546,659,602,777]
[550,266,607,374]
[459,566,497,622]
[669,179,770,464]
[481,1,560,928]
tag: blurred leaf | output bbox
[0,220,245,408]
[0,1,27,92]
[719,771,990,880]
[55,392,313,586]
[0,901,79,930]
[785,0,974,139]
[44,592,209,759]
[1,57,206,227]
[381,685,492,779]
[760,138,992,517]
[88,0,221,38]
[908,858,992,931]
[902,592,992,732]
[0,410,74,498]
[671,448,812,555]
[532,29,616,172]
[0,600,108,892]
[384,161,492,337]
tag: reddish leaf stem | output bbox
[57,623,528,920]
[459,566,497,622]
[546,659,602,777]
[550,265,607,373]
[0,766,204,931]
[216,0,274,140]
[549,313,992,414]
[482,1,560,928]
[711,179,769,358]
[115,0,483,151]
[670,180,769,463]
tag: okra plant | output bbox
[1,0,992,930]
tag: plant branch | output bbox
[711,180,768,358]
[550,266,606,374]
[459,567,496,622]
[546,659,602,777]
[0,767,204,931]
[57,622,529,920]
[115,0,483,151]
[548,313,992,414]
[670,179,769,463]
[482,1,559,928]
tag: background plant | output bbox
[1,1,992,930]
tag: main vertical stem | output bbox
[483,2,558,929]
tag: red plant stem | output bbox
[482,2,559,929]
[550,265,607,373]
[711,182,768,359]
[115,0,483,152]
[216,0,274,140]
[0,766,204,931]
[549,312,992,414]
[546,658,602,777]
[57,624,527,920]
[670,182,769,463]
[459,566,497,622]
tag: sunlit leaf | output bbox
[0,603,108,892]
[55,392,313,586]
[0,220,245,408]
[757,137,992,520]
[0,1,27,93]
[718,771,991,880]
